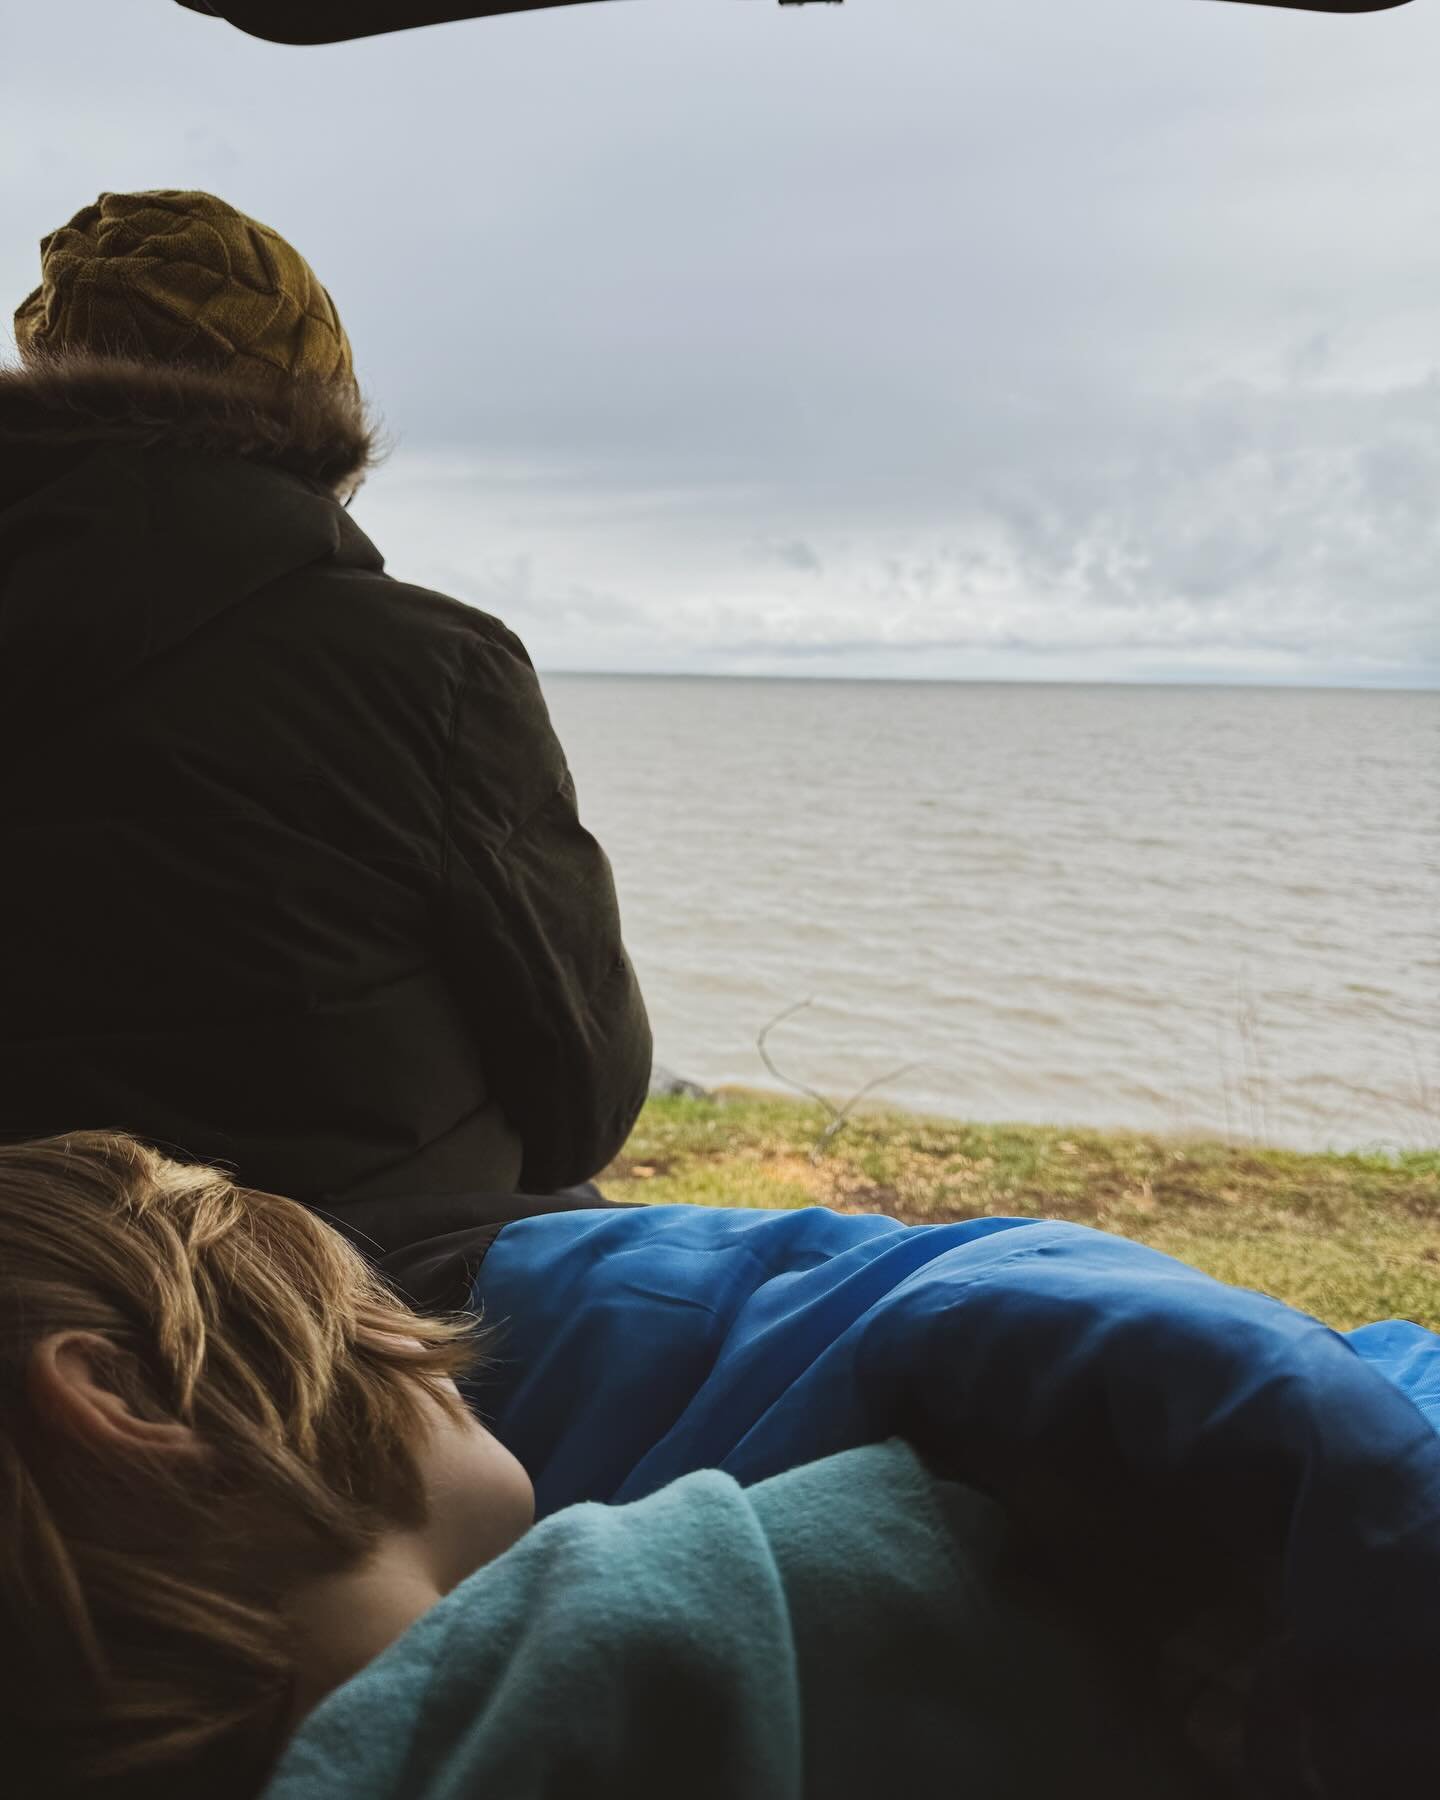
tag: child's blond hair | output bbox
[0,1131,482,1799]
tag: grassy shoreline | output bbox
[605,1089,1440,1331]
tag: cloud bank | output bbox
[2,0,1436,683]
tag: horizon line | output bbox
[537,669,1437,694]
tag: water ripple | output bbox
[547,677,1439,1153]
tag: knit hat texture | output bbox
[13,190,354,385]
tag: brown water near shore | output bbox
[545,676,1438,1154]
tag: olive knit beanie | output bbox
[13,189,354,385]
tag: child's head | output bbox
[0,1131,532,1800]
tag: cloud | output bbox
[355,361,1439,682]
[2,0,1438,683]
[750,537,823,574]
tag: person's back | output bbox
[0,190,650,1208]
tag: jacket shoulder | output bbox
[267,550,531,663]
[240,555,546,756]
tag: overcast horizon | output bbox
[3,0,1438,688]
[539,667,1433,690]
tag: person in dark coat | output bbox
[0,188,651,1224]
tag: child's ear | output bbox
[27,1332,202,1461]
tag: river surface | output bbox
[542,676,1438,1153]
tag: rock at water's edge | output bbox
[649,1064,712,1101]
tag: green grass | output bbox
[604,1090,1440,1331]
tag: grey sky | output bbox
[3,0,1437,684]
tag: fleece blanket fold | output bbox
[267,1440,1221,1800]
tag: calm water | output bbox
[543,677,1438,1153]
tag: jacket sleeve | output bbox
[438,622,652,1191]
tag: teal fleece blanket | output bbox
[265,1441,1215,1800]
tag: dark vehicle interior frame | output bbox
[175,0,1417,49]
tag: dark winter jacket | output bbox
[0,355,651,1211]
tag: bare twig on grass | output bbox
[811,1062,924,1157]
[1404,1027,1439,1143]
[757,998,922,1162]
[756,999,832,1113]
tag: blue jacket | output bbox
[470,1204,1440,1796]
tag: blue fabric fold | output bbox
[472,1203,1440,1797]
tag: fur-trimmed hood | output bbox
[0,352,381,493]
[0,350,391,758]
